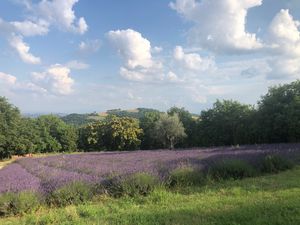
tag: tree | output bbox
[168,107,198,147]
[0,97,22,159]
[152,113,186,149]
[139,111,162,149]
[79,115,143,151]
[199,100,256,146]
[257,80,300,143]
[36,115,78,153]
[15,118,43,156]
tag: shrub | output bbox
[168,166,205,187]
[261,155,294,173]
[102,173,159,197]
[46,182,94,207]
[101,176,125,198]
[122,173,159,197]
[209,159,256,180]
[0,192,40,217]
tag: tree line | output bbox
[1,80,300,159]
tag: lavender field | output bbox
[1,143,300,194]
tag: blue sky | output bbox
[0,0,300,113]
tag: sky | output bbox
[0,0,300,114]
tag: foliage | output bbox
[168,107,198,147]
[261,155,294,173]
[199,100,256,146]
[257,80,300,143]
[79,115,143,151]
[107,108,160,119]
[139,111,162,149]
[61,113,97,126]
[0,192,40,217]
[122,173,159,197]
[36,115,78,153]
[0,97,22,159]
[46,182,94,207]
[209,159,256,180]
[101,173,158,197]
[152,113,186,149]
[168,166,205,187]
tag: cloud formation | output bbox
[8,34,41,64]
[173,46,215,71]
[107,29,164,82]
[35,0,88,34]
[170,0,263,53]
[267,9,300,79]
[32,65,74,95]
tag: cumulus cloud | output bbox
[107,29,155,69]
[10,20,49,37]
[32,64,74,95]
[0,71,47,95]
[35,0,88,34]
[173,46,215,71]
[107,29,164,81]
[267,9,300,79]
[0,0,87,64]
[8,34,41,64]
[170,0,263,53]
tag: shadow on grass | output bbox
[107,190,300,225]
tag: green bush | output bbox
[168,166,205,187]
[46,182,94,207]
[261,155,294,173]
[102,173,159,197]
[209,159,256,180]
[122,173,159,197]
[101,176,125,198]
[0,192,40,217]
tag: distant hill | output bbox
[61,108,161,126]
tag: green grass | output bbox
[2,167,300,225]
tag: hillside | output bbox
[61,108,161,126]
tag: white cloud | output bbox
[66,60,89,70]
[32,64,74,95]
[8,34,41,64]
[10,20,49,37]
[0,71,47,95]
[107,29,155,69]
[78,39,101,54]
[267,9,300,79]
[107,29,164,82]
[0,72,17,85]
[36,0,88,34]
[173,45,215,71]
[170,0,263,53]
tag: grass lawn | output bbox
[1,167,300,225]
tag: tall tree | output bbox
[0,97,21,159]
[139,111,162,149]
[199,100,256,146]
[152,113,186,149]
[79,116,143,151]
[257,80,300,143]
[168,107,198,147]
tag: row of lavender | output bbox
[1,143,300,194]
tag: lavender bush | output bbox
[0,143,299,195]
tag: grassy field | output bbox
[1,166,300,225]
